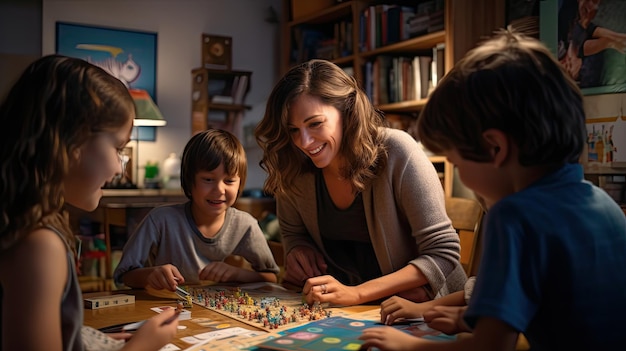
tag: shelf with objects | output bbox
[191,33,252,138]
[281,0,504,197]
[191,67,252,137]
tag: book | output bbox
[416,55,432,99]
[211,95,234,104]
[432,43,445,89]
[232,75,248,104]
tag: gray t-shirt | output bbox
[114,202,280,285]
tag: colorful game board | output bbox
[185,282,349,333]
[254,316,456,351]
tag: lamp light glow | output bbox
[129,89,167,126]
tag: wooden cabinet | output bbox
[281,0,504,196]
[191,68,252,136]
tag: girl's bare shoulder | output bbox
[1,228,69,284]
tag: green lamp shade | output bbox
[129,89,167,126]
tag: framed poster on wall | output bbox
[56,22,158,101]
[583,93,626,169]
[541,0,626,95]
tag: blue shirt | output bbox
[465,163,626,350]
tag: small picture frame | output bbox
[202,33,232,70]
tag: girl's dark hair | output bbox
[0,55,134,253]
[255,59,388,196]
[180,128,248,199]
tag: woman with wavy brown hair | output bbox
[256,59,466,306]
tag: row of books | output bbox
[363,44,445,105]
[291,20,353,64]
[209,74,249,105]
[359,0,444,52]
[409,0,445,36]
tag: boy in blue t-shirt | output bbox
[359,29,626,351]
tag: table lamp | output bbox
[130,89,167,188]
[129,89,167,127]
[103,89,167,189]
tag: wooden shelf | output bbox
[282,0,505,113]
[207,103,251,111]
[360,31,445,59]
[288,0,353,26]
[191,68,252,135]
[377,99,428,113]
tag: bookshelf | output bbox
[281,0,504,196]
[190,68,252,136]
[281,0,505,98]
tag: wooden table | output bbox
[83,290,264,349]
[83,290,378,349]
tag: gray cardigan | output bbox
[277,128,466,297]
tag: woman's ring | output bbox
[320,284,327,294]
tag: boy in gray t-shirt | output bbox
[114,129,279,291]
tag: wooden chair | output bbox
[444,197,531,350]
[444,196,485,276]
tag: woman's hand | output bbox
[283,246,327,287]
[199,261,241,282]
[302,275,360,306]
[146,264,184,291]
[423,305,471,335]
[122,309,178,351]
[359,326,422,351]
[379,296,427,325]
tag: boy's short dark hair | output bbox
[181,128,247,199]
[418,29,586,167]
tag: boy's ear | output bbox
[482,129,509,167]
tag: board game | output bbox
[185,282,350,333]
[254,316,456,351]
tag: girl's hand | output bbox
[123,309,178,351]
[106,332,132,341]
[283,246,328,287]
[359,326,422,351]
[199,261,240,282]
[423,305,471,335]
[146,264,184,291]
[303,275,359,306]
[379,296,425,325]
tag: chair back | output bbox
[445,197,485,276]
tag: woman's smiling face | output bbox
[287,93,343,170]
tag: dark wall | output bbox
[0,0,42,98]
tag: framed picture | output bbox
[540,0,626,95]
[583,93,626,170]
[56,22,158,100]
